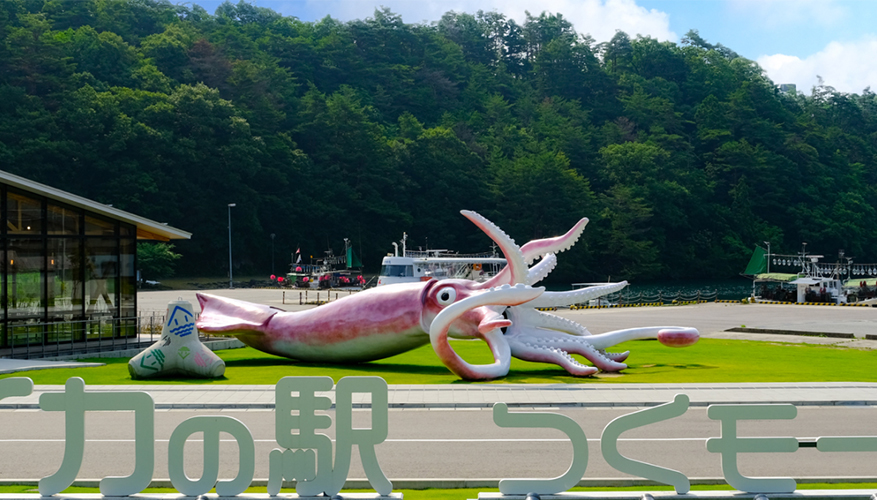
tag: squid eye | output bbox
[436,287,457,306]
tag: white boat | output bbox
[376,232,506,286]
[744,245,877,304]
[842,277,877,305]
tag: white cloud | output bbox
[481,0,676,42]
[297,0,675,43]
[725,0,847,28]
[758,37,877,94]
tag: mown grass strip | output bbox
[2,338,875,385]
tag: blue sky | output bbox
[191,0,877,95]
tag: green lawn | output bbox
[2,338,875,384]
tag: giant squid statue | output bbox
[196,211,699,380]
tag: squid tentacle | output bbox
[507,307,592,337]
[520,218,589,264]
[511,339,598,376]
[527,281,628,309]
[461,211,528,288]
[584,327,700,350]
[508,329,626,373]
[550,335,629,371]
[430,283,544,380]
[506,308,632,370]
[599,349,631,363]
[526,253,557,286]
[480,218,590,288]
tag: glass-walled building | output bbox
[1,170,190,350]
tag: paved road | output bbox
[1,406,875,481]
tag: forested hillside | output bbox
[2,0,876,281]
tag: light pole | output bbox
[228,203,236,288]
[271,233,276,275]
[764,241,770,273]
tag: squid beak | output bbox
[470,284,543,335]
[463,305,512,335]
[478,311,512,334]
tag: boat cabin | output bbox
[377,232,505,287]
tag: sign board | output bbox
[1,377,876,498]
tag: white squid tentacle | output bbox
[461,210,528,287]
[507,328,625,372]
[506,307,592,337]
[520,218,589,264]
[527,281,628,309]
[585,327,700,350]
[480,218,590,288]
[526,253,557,286]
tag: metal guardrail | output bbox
[1,314,217,360]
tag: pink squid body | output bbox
[196,283,433,363]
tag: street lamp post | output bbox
[764,241,770,273]
[228,203,236,288]
[271,233,276,275]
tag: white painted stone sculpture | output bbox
[128,299,225,379]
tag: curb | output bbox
[3,400,877,411]
[749,301,873,307]
[725,327,857,339]
[1,476,875,490]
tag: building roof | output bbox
[0,169,191,241]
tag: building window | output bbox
[47,237,82,321]
[47,203,80,235]
[120,235,136,319]
[85,215,115,236]
[84,237,118,317]
[7,238,46,325]
[7,191,42,235]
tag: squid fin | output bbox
[195,293,279,335]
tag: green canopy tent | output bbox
[742,246,767,276]
[346,246,362,269]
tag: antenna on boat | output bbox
[801,242,808,274]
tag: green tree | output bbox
[137,242,181,279]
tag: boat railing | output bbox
[404,250,499,259]
[579,288,719,306]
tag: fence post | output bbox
[283,291,285,304]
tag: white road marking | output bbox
[0,437,708,443]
